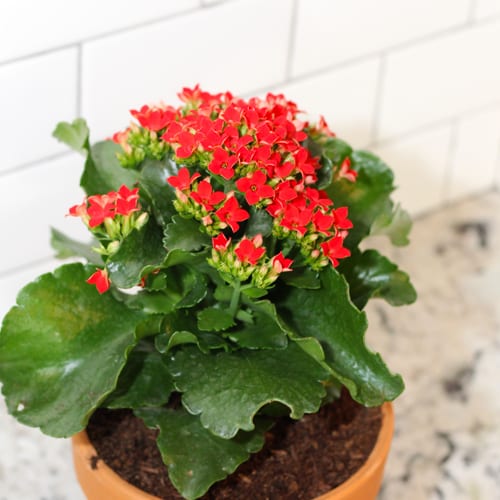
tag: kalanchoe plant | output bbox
[0,86,416,500]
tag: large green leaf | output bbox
[339,249,417,309]
[326,150,395,247]
[50,227,103,265]
[107,218,166,288]
[0,263,146,437]
[105,343,173,409]
[136,407,268,500]
[163,215,211,252]
[168,342,328,438]
[81,140,139,196]
[279,266,404,406]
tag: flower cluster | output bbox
[68,185,148,292]
[110,85,355,289]
[208,233,293,288]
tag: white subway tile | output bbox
[81,0,292,139]
[447,108,500,201]
[0,49,77,172]
[0,0,199,62]
[474,0,500,19]
[0,154,89,274]
[372,126,452,215]
[292,0,470,76]
[379,21,500,139]
[280,59,380,147]
[0,259,61,320]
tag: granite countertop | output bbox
[1,192,499,500]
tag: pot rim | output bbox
[72,402,394,500]
[315,401,394,499]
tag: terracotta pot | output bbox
[72,403,393,500]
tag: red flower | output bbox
[235,236,266,265]
[130,105,175,131]
[68,200,88,219]
[167,167,201,191]
[215,196,249,232]
[190,180,226,211]
[87,193,116,228]
[212,233,231,251]
[208,147,238,180]
[235,170,274,205]
[312,210,335,235]
[320,236,351,267]
[279,203,312,236]
[271,252,293,273]
[86,268,111,294]
[338,157,357,182]
[116,185,140,216]
[332,206,353,229]
[305,188,333,209]
[176,131,198,159]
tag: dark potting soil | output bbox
[86,391,382,500]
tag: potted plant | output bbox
[0,86,416,499]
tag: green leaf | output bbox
[155,331,199,353]
[168,342,328,438]
[280,267,320,289]
[0,263,146,437]
[228,300,288,349]
[370,203,412,246]
[139,159,177,225]
[163,248,210,269]
[340,249,417,309]
[241,286,268,298]
[156,310,228,354]
[316,137,352,189]
[163,215,211,252]
[197,307,235,332]
[279,266,404,406]
[52,118,89,155]
[245,208,273,238]
[50,227,103,266]
[135,407,268,500]
[107,218,166,288]
[326,150,395,247]
[81,141,139,196]
[105,344,173,409]
[166,266,208,309]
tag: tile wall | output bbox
[0,0,499,316]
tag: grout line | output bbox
[371,54,387,144]
[76,44,83,117]
[365,100,500,150]
[0,256,56,280]
[495,138,500,189]
[0,5,202,68]
[411,187,499,222]
[282,13,500,84]
[0,151,74,179]
[441,118,460,205]
[467,0,478,23]
[284,0,299,81]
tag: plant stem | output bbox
[228,280,241,318]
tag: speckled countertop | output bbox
[1,192,499,500]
